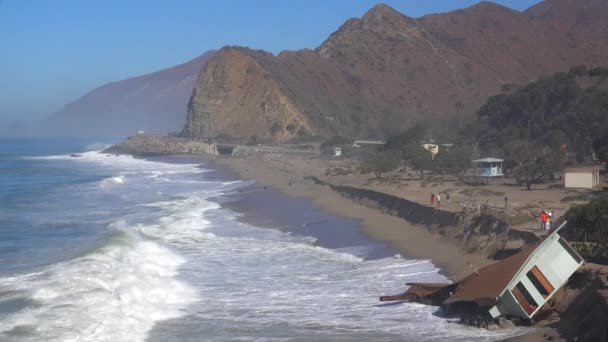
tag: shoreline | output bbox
[202,155,558,341]
[208,155,492,279]
[134,153,563,341]
[144,153,487,277]
[149,154,397,260]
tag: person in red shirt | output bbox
[540,211,548,231]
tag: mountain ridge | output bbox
[40,50,217,137]
[183,0,608,143]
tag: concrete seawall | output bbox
[307,177,462,228]
[306,177,540,247]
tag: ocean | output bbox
[0,138,525,341]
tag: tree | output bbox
[588,66,608,79]
[470,69,608,162]
[511,148,564,190]
[569,65,587,77]
[593,131,608,164]
[434,148,471,180]
[403,144,434,180]
[384,125,426,151]
[563,195,608,260]
[360,149,401,179]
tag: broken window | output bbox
[527,266,555,298]
[512,282,538,315]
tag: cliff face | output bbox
[183,49,314,142]
[183,0,608,143]
[41,50,216,137]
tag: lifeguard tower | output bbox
[473,158,504,178]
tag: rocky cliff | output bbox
[182,48,316,142]
[183,1,608,143]
[41,50,216,137]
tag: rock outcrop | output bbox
[183,1,608,143]
[103,134,217,155]
[183,48,315,143]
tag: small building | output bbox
[564,165,602,189]
[333,147,342,157]
[352,140,385,148]
[421,143,439,158]
[381,222,584,323]
[473,158,504,177]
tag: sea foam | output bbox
[0,224,197,342]
[6,151,529,342]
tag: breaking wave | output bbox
[3,151,529,341]
[0,224,197,341]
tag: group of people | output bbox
[540,210,554,231]
[430,192,449,208]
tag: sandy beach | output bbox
[210,154,494,279]
[146,151,606,342]
[207,148,602,270]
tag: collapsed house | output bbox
[380,222,584,326]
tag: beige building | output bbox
[421,143,439,158]
[564,166,602,189]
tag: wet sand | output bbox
[150,154,394,260]
[209,155,492,279]
[146,154,544,341]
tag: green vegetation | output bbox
[384,125,425,151]
[359,67,607,187]
[505,142,565,190]
[564,195,608,261]
[321,136,352,150]
[376,126,470,180]
[433,147,471,181]
[402,144,434,180]
[588,66,608,79]
[593,133,608,164]
[461,67,608,189]
[360,149,402,179]
[473,71,608,160]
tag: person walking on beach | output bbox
[431,193,435,206]
[540,211,548,231]
[436,194,441,207]
[446,193,450,205]
[504,196,508,210]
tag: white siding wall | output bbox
[498,236,583,319]
[535,238,582,287]
[565,172,594,188]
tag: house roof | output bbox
[404,283,452,297]
[443,242,540,305]
[472,158,504,163]
[444,222,580,308]
[565,165,603,173]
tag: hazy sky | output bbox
[0,0,541,121]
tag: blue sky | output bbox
[0,0,541,121]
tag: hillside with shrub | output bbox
[183,0,608,143]
[468,66,608,162]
